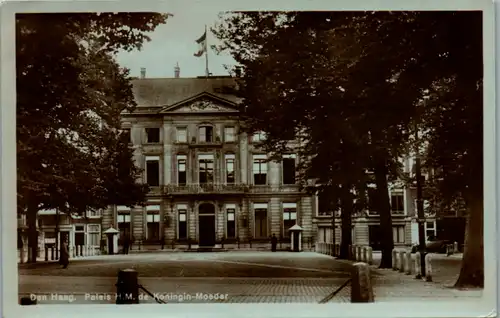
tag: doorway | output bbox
[198,203,216,247]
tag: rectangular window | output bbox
[226,205,236,238]
[87,224,100,246]
[224,127,236,142]
[121,128,131,143]
[253,154,267,185]
[392,226,405,243]
[145,128,160,143]
[146,205,160,241]
[318,193,333,216]
[225,154,235,184]
[199,126,214,143]
[177,155,187,185]
[198,154,214,184]
[390,194,404,214]
[425,221,436,239]
[367,188,378,214]
[282,154,296,185]
[254,203,268,238]
[146,156,160,186]
[87,209,101,217]
[252,131,266,143]
[178,205,187,240]
[117,206,131,241]
[176,127,187,143]
[283,203,297,237]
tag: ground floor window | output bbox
[226,204,236,238]
[317,227,332,243]
[254,203,268,238]
[393,225,405,243]
[117,206,131,241]
[178,204,188,240]
[425,221,436,240]
[87,224,100,246]
[283,203,297,237]
[74,225,85,246]
[146,205,160,241]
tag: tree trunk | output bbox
[27,203,38,263]
[375,162,394,268]
[454,188,483,288]
[339,184,353,259]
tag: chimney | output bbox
[174,62,180,78]
[140,67,146,79]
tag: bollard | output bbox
[453,242,459,254]
[425,253,432,282]
[357,246,362,261]
[367,246,373,265]
[363,247,367,263]
[351,262,375,303]
[80,245,83,256]
[116,269,139,304]
[20,297,37,305]
[399,251,405,273]
[414,251,422,279]
[405,251,412,275]
[392,249,398,270]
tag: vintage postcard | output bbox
[1,0,496,317]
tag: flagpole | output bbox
[205,24,209,78]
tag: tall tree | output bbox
[17,13,171,262]
[215,10,484,280]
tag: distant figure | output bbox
[60,237,69,269]
[271,234,278,252]
[123,235,130,255]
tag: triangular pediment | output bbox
[159,92,239,114]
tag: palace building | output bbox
[101,69,316,249]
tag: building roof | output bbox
[131,76,241,107]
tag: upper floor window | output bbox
[252,154,267,185]
[252,131,266,143]
[390,193,404,214]
[224,126,236,142]
[367,188,378,214]
[121,128,131,143]
[282,154,297,185]
[177,155,187,185]
[145,128,160,143]
[199,126,214,143]
[199,154,214,184]
[145,156,160,186]
[176,127,187,143]
[225,154,235,184]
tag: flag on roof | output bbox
[194,31,207,57]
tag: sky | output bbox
[115,8,237,79]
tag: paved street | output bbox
[19,251,481,304]
[19,252,355,304]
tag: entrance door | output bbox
[368,225,382,251]
[198,203,216,247]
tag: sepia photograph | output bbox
[1,0,496,317]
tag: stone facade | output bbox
[102,76,315,248]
